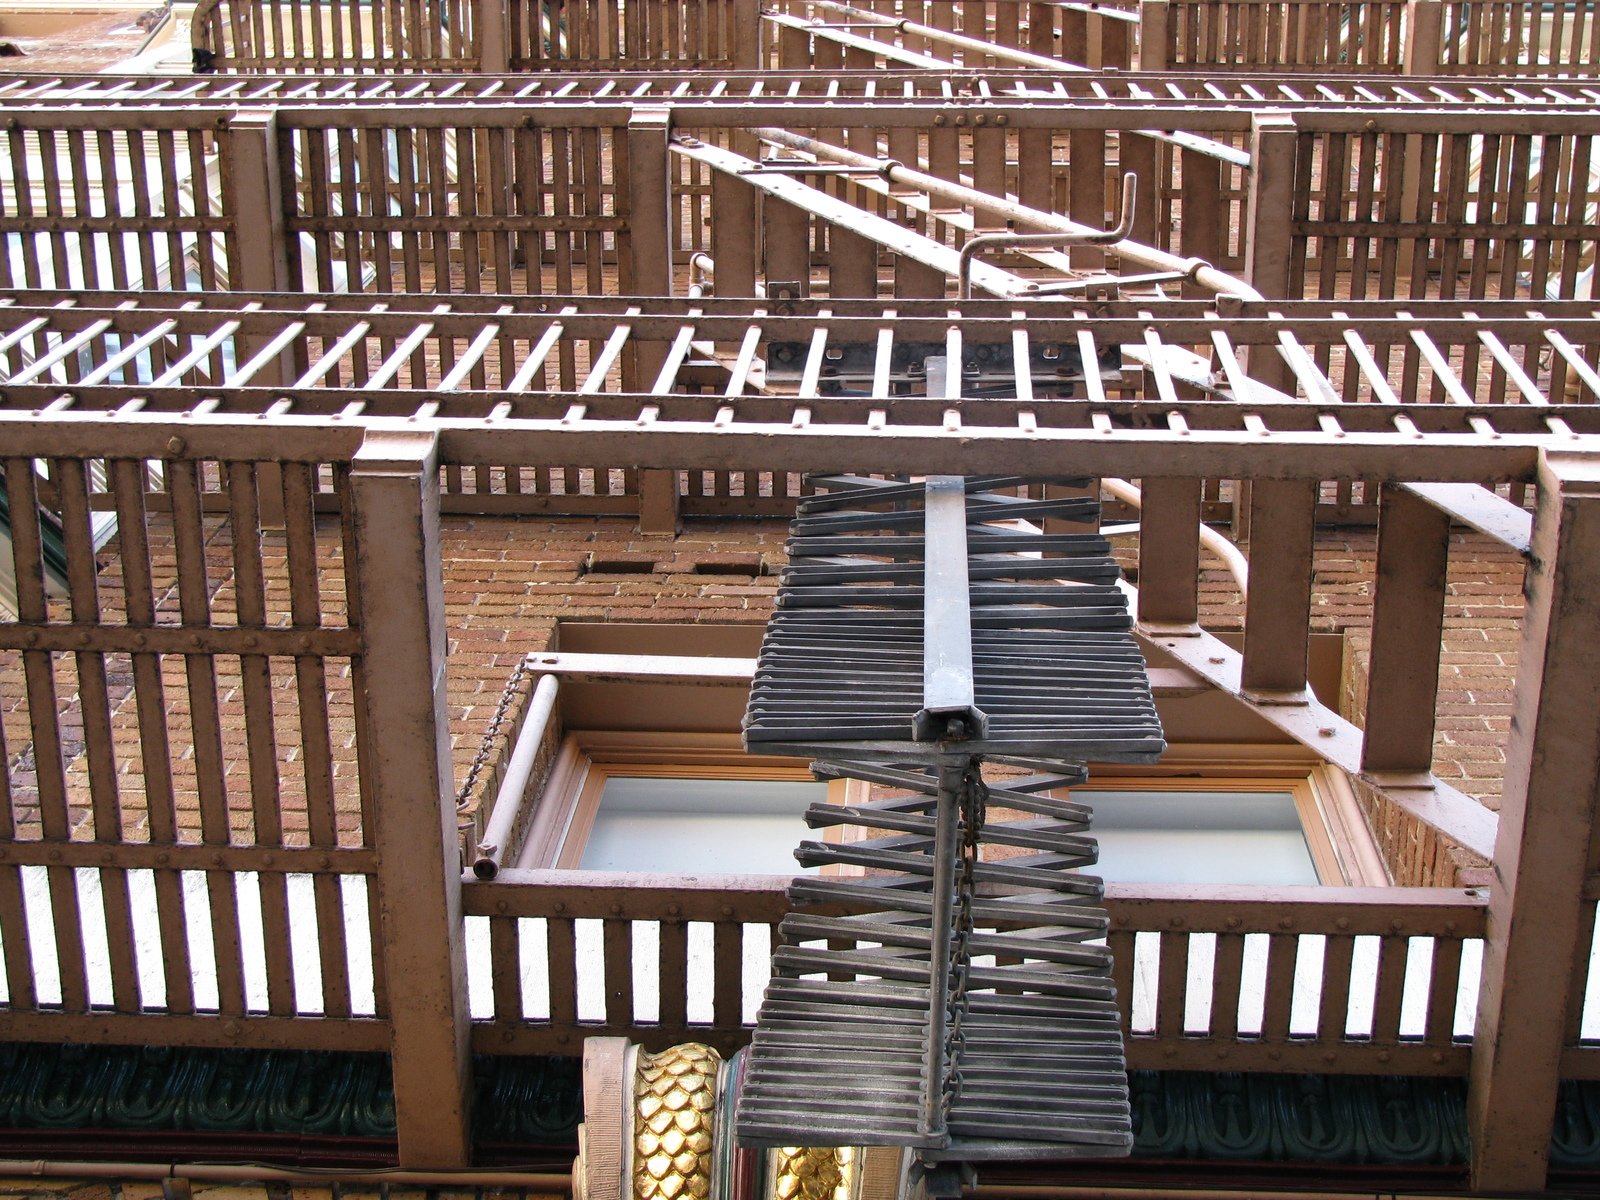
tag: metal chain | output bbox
[454,658,532,811]
[941,759,987,1115]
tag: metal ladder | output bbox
[738,474,1165,1162]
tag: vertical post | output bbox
[626,107,674,297]
[734,0,763,67]
[1468,452,1600,1192]
[1028,2,1056,55]
[1139,0,1177,68]
[221,108,291,527]
[222,109,292,297]
[1243,112,1298,301]
[1240,478,1316,697]
[478,0,510,71]
[1178,146,1221,300]
[1069,130,1105,270]
[1361,485,1452,773]
[627,108,677,535]
[1243,112,1298,395]
[1403,0,1445,72]
[710,170,758,300]
[1137,478,1203,627]
[350,430,474,1169]
[764,198,810,298]
[778,22,808,68]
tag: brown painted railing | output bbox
[455,873,1492,1071]
[197,0,482,72]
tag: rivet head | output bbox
[167,435,186,456]
[1279,918,1294,930]
[47,849,61,862]
[262,853,274,867]
[609,904,622,916]
[156,852,170,865]
[1225,916,1241,929]
[1336,918,1349,930]
[496,900,509,914]
[667,904,681,916]
[502,1028,515,1042]
[556,1033,570,1044]
[1319,727,1336,737]
[222,1020,241,1037]
[318,854,330,869]
[553,902,566,913]
[722,905,734,917]
[212,853,224,866]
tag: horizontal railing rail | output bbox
[453,872,1491,1069]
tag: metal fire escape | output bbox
[738,474,1166,1165]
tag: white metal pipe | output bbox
[1101,477,1250,600]
[801,0,1085,71]
[753,127,1261,300]
[473,672,560,880]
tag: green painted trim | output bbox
[0,1044,579,1145]
[6,1045,1600,1171]
[1130,1071,1469,1166]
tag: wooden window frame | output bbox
[519,730,865,872]
[1085,744,1390,886]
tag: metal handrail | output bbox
[956,173,1137,299]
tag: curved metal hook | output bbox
[956,173,1138,300]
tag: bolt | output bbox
[1319,727,1336,737]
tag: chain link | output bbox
[455,659,532,811]
[941,759,986,1115]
